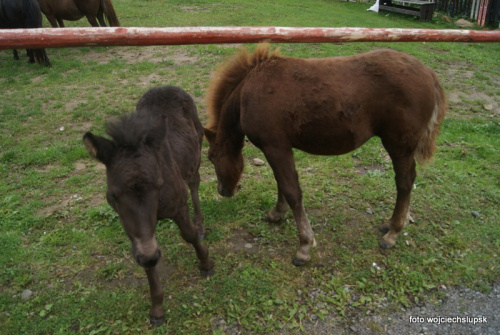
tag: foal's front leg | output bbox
[145,266,164,326]
[262,146,316,266]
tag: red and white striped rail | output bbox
[1,26,499,50]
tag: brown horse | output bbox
[83,86,213,326]
[37,0,120,27]
[204,43,447,266]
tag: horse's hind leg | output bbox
[173,204,214,275]
[96,10,107,26]
[26,49,35,64]
[13,50,20,60]
[86,15,100,27]
[262,146,316,266]
[188,171,206,240]
[380,155,416,249]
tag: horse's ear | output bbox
[204,128,216,143]
[83,132,115,165]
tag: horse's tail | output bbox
[23,0,51,66]
[206,43,280,131]
[415,71,447,165]
[32,49,51,66]
[101,0,120,26]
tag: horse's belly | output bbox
[291,123,371,156]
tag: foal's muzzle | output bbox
[134,248,162,268]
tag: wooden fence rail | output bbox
[1,27,500,50]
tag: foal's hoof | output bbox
[201,267,215,277]
[149,316,164,327]
[379,239,395,250]
[292,257,309,267]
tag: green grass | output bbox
[1,0,499,333]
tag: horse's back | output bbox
[137,86,203,179]
[239,49,439,156]
[0,0,42,28]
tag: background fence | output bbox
[435,0,499,26]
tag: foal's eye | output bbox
[108,191,118,201]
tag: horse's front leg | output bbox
[262,146,316,266]
[145,266,164,326]
[379,156,416,248]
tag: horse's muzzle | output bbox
[217,183,234,197]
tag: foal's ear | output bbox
[203,128,216,143]
[83,132,115,165]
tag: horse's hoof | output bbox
[379,240,394,249]
[292,257,309,267]
[379,225,390,233]
[149,316,164,327]
[201,267,215,277]
[263,215,281,224]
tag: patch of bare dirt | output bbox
[35,160,106,218]
[82,46,199,65]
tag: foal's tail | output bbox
[101,0,120,26]
[206,43,280,131]
[415,71,447,165]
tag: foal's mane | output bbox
[205,43,281,131]
[106,113,161,149]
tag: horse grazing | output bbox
[0,0,51,66]
[204,43,447,266]
[83,86,214,326]
[37,0,120,27]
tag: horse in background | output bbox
[204,43,447,266]
[37,0,120,27]
[0,0,51,66]
[84,86,213,326]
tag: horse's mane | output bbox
[205,43,281,131]
[105,112,162,149]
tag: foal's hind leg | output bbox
[188,171,206,240]
[173,203,214,274]
[380,155,417,249]
[262,146,316,266]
